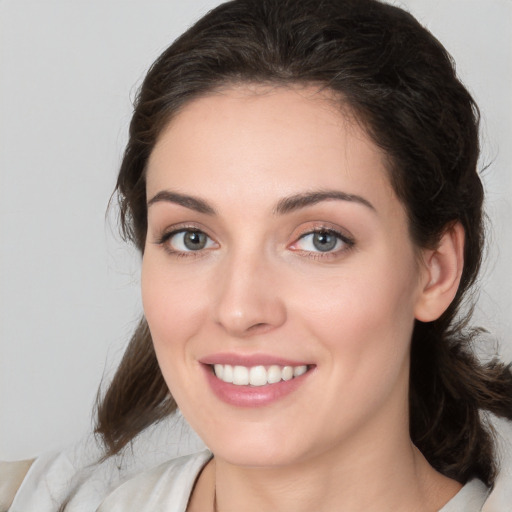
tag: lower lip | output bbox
[202,364,312,407]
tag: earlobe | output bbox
[414,222,465,322]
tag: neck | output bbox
[188,373,461,512]
[207,424,460,512]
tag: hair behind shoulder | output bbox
[95,0,512,487]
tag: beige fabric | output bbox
[9,415,512,511]
[96,451,490,512]
[96,450,212,512]
[0,460,34,512]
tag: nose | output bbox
[212,249,287,337]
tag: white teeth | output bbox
[223,364,233,383]
[232,365,249,385]
[294,365,307,377]
[249,366,267,386]
[213,363,309,386]
[214,364,224,380]
[282,366,294,381]
[267,365,282,384]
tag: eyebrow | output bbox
[147,190,216,215]
[274,190,376,215]
[147,189,376,216]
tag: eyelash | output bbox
[154,225,355,260]
[290,227,355,260]
[154,226,217,258]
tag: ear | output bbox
[414,222,465,322]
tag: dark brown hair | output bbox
[96,0,512,487]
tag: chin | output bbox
[213,443,299,468]
[196,420,310,468]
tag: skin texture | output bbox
[142,85,464,511]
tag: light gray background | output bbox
[1,0,511,460]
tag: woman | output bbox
[6,0,512,510]
[92,0,512,509]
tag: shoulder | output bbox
[0,460,34,511]
[439,479,490,512]
[96,450,212,512]
[7,416,206,511]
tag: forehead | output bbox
[146,85,398,217]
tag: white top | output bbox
[8,448,497,512]
[95,451,489,512]
[97,451,213,512]
[10,412,512,511]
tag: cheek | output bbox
[300,264,416,335]
[294,255,419,379]
[296,277,416,438]
[141,256,208,375]
[141,266,211,419]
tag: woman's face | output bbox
[142,85,430,467]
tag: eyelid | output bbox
[153,224,218,256]
[288,224,355,256]
[152,221,211,242]
[151,221,354,259]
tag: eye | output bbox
[160,229,216,253]
[291,229,353,254]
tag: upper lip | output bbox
[198,352,312,367]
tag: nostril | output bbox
[247,322,272,334]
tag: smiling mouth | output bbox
[211,364,310,387]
